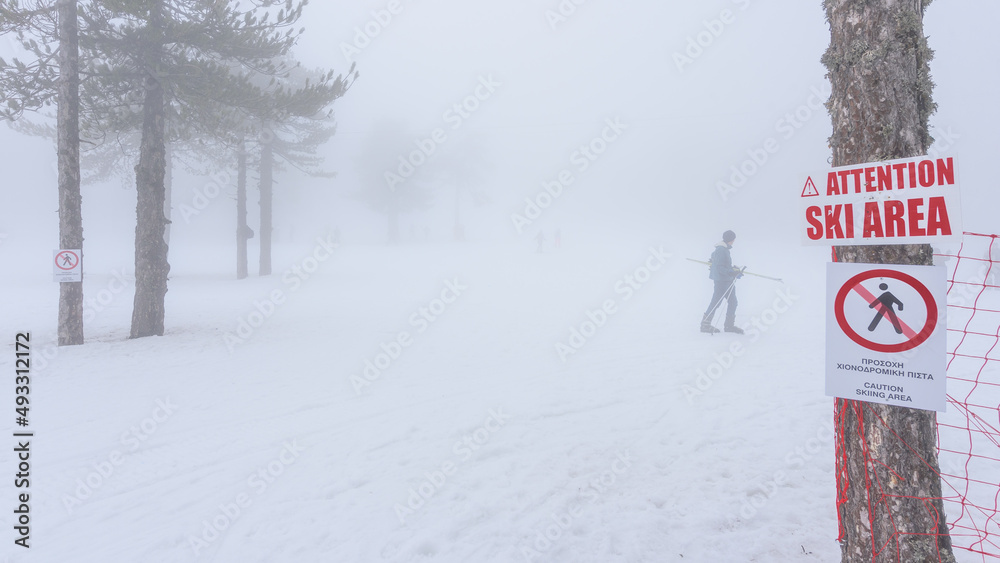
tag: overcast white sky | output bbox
[0,0,997,268]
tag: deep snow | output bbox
[1,237,995,562]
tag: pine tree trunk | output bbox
[236,139,249,280]
[258,133,273,276]
[57,0,83,346]
[130,0,170,338]
[823,1,955,561]
[163,139,173,248]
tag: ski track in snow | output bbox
[1,241,990,562]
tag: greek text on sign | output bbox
[825,262,947,412]
[800,155,962,246]
[53,249,82,282]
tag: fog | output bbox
[2,1,997,278]
[2,3,999,561]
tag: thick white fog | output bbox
[1,2,999,562]
[1,2,997,269]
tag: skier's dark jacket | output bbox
[709,242,738,283]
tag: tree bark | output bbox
[57,0,83,346]
[236,139,249,279]
[130,0,170,338]
[824,1,955,561]
[163,138,173,248]
[258,131,273,275]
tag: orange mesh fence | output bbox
[832,232,1000,561]
[938,232,1000,560]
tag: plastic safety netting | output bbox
[833,232,1000,561]
[937,232,1000,560]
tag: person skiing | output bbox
[701,230,744,334]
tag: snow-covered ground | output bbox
[1,237,995,562]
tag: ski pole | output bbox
[710,282,737,329]
[704,271,741,328]
[685,258,783,282]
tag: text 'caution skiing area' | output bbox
[825,262,948,412]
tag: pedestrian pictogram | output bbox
[833,268,938,354]
[56,250,79,270]
[826,262,947,412]
[868,283,903,334]
[53,249,82,282]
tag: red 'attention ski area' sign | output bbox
[799,155,962,246]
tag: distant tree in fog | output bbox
[353,122,435,244]
[2,0,354,338]
[425,135,492,241]
[77,0,317,338]
[249,61,356,276]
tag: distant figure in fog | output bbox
[535,230,546,253]
[701,230,744,334]
[554,228,562,248]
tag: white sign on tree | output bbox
[53,249,82,283]
[825,262,947,412]
[800,155,962,246]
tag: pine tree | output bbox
[3,1,343,336]
[1,0,84,345]
[56,0,82,345]
[236,136,251,279]
[80,0,310,337]
[822,1,956,561]
[258,122,274,274]
[251,61,356,275]
[0,1,59,120]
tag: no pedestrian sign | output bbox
[53,249,82,282]
[826,262,947,412]
[800,155,962,246]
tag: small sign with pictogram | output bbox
[826,262,947,412]
[53,249,82,282]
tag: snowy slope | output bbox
[1,238,988,563]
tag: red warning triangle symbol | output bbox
[801,176,819,197]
